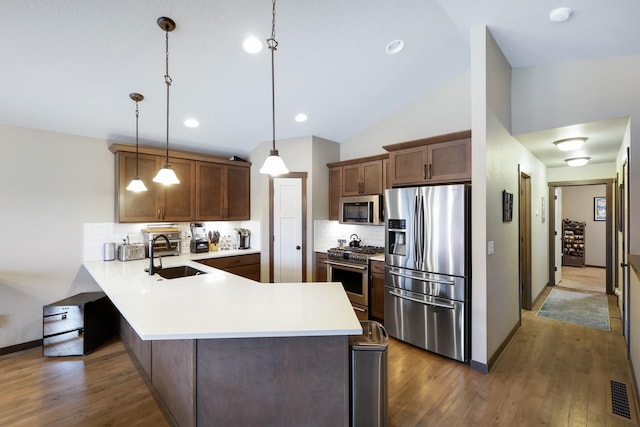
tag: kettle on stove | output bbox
[349,234,361,248]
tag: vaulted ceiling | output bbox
[2,0,639,164]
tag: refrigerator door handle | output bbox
[413,194,420,262]
[388,290,455,310]
[388,270,455,286]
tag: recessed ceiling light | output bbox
[184,118,200,128]
[554,137,587,151]
[385,39,405,55]
[549,7,572,23]
[565,157,590,167]
[242,36,263,54]
[294,113,307,122]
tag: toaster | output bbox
[118,244,146,261]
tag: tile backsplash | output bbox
[83,220,260,261]
[313,220,384,252]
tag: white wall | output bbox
[0,124,112,348]
[561,185,607,267]
[470,26,549,368]
[547,162,617,182]
[340,71,471,158]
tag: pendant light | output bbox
[153,17,180,185]
[126,93,148,192]
[259,0,289,176]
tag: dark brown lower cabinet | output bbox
[196,253,260,281]
[315,252,327,281]
[370,260,385,321]
[120,320,350,427]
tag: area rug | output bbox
[536,288,610,331]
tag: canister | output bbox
[103,243,116,261]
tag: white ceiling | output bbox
[1,0,639,163]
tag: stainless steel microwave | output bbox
[339,195,383,225]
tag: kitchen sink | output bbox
[156,265,208,279]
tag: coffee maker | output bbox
[190,223,209,253]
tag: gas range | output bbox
[326,246,385,264]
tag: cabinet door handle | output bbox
[157,207,161,220]
[428,164,432,179]
[423,164,427,180]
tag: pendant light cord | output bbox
[135,100,140,177]
[267,0,278,152]
[164,28,172,165]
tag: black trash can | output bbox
[350,320,388,427]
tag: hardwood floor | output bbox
[0,338,168,427]
[559,265,606,293]
[387,286,637,427]
[1,286,637,426]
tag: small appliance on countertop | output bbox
[118,243,145,261]
[235,228,251,249]
[142,226,181,257]
[190,222,210,253]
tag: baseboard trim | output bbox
[469,359,489,374]
[485,319,521,372]
[0,339,42,356]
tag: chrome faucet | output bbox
[147,234,172,276]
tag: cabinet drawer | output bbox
[198,253,260,270]
[370,259,385,274]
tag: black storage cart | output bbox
[43,292,118,356]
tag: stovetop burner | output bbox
[327,246,385,264]
[328,246,385,254]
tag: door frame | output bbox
[547,178,615,294]
[519,170,532,310]
[268,172,307,283]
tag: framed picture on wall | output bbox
[594,196,606,221]
[503,190,513,222]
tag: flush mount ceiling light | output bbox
[259,0,290,176]
[184,118,200,128]
[549,7,572,22]
[385,39,405,55]
[553,137,587,152]
[242,36,263,54]
[126,93,148,192]
[153,17,180,186]
[294,113,307,122]
[566,157,590,167]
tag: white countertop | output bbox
[84,250,362,341]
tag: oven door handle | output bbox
[327,261,368,271]
[388,290,455,310]
[352,305,367,313]
[389,270,454,286]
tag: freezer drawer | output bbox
[384,286,468,362]
[385,266,466,301]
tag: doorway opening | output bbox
[548,179,615,295]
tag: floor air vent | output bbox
[608,379,640,424]
[611,380,632,419]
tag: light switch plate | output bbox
[487,241,495,255]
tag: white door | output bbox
[554,187,562,285]
[273,178,303,282]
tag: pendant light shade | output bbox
[259,0,289,177]
[126,93,148,192]
[153,16,180,186]
[259,149,289,175]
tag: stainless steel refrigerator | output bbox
[384,184,470,362]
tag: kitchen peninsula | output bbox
[84,252,361,427]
